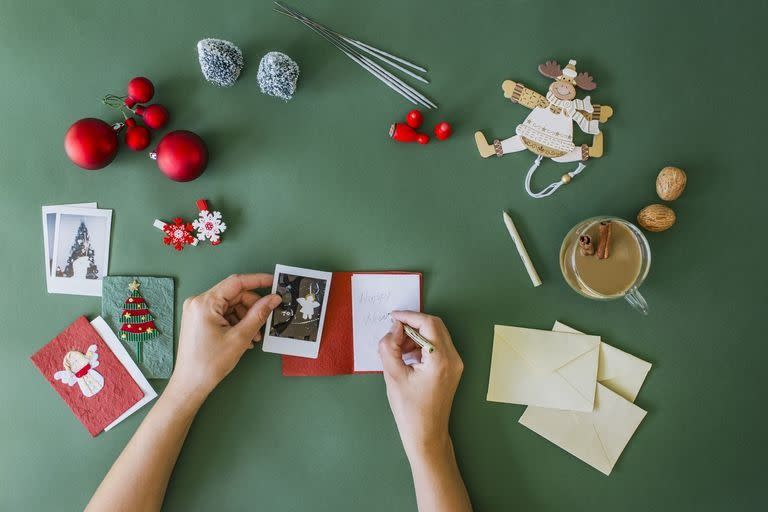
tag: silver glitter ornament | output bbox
[257,51,299,101]
[197,38,244,87]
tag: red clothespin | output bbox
[193,199,227,246]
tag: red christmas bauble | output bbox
[125,125,151,151]
[150,130,208,182]
[127,77,154,103]
[406,109,423,129]
[135,104,169,130]
[434,122,452,140]
[64,118,119,170]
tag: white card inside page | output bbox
[352,274,420,372]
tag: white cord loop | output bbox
[524,156,586,198]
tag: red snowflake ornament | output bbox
[153,218,199,251]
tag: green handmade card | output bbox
[102,276,174,379]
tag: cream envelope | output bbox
[487,325,600,412]
[519,383,647,475]
[553,322,652,402]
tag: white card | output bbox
[352,274,421,372]
[90,316,157,431]
[262,265,333,359]
[48,205,112,296]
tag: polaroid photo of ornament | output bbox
[42,203,97,293]
[262,265,332,359]
[48,206,112,296]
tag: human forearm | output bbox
[85,381,205,512]
[407,434,472,512]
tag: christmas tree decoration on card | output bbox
[198,38,244,87]
[118,280,160,364]
[30,316,145,436]
[53,345,104,397]
[153,218,198,251]
[193,199,227,245]
[474,59,614,198]
[102,276,174,379]
[257,51,300,101]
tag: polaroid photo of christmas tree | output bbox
[263,265,332,359]
[101,276,174,379]
[48,206,112,296]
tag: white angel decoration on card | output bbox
[53,344,104,397]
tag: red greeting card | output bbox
[282,271,422,376]
[30,316,144,436]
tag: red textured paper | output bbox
[30,316,144,436]
[282,272,422,377]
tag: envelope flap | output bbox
[496,325,600,373]
[598,343,652,383]
[592,385,647,468]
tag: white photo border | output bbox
[262,264,333,359]
[49,206,112,297]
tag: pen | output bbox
[403,324,436,353]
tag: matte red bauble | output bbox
[127,77,154,104]
[150,130,208,182]
[135,104,169,129]
[64,118,119,170]
[125,124,151,151]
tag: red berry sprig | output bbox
[390,110,452,145]
[102,77,170,149]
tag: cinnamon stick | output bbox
[597,221,612,259]
[578,235,595,256]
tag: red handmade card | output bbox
[282,271,422,376]
[30,316,144,436]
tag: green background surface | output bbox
[0,0,765,510]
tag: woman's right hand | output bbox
[378,311,464,459]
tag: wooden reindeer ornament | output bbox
[474,59,614,198]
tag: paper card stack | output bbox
[30,316,157,437]
[487,321,651,475]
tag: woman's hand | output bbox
[168,274,281,403]
[378,311,464,458]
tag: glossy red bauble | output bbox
[434,122,452,140]
[64,118,119,170]
[135,104,169,130]
[150,130,208,182]
[416,134,430,144]
[127,77,154,104]
[125,124,151,151]
[406,109,423,129]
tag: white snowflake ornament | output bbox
[193,199,227,245]
[53,344,104,397]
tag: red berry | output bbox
[434,122,452,140]
[406,109,423,129]
[135,104,169,130]
[125,125,151,151]
[127,77,154,103]
[125,117,137,128]
[416,134,430,144]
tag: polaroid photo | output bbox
[42,203,97,292]
[49,206,112,296]
[262,265,333,359]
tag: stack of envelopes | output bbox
[487,321,651,475]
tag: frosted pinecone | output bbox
[197,38,244,87]
[257,51,299,101]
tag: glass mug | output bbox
[560,216,651,315]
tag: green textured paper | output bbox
[102,276,174,379]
